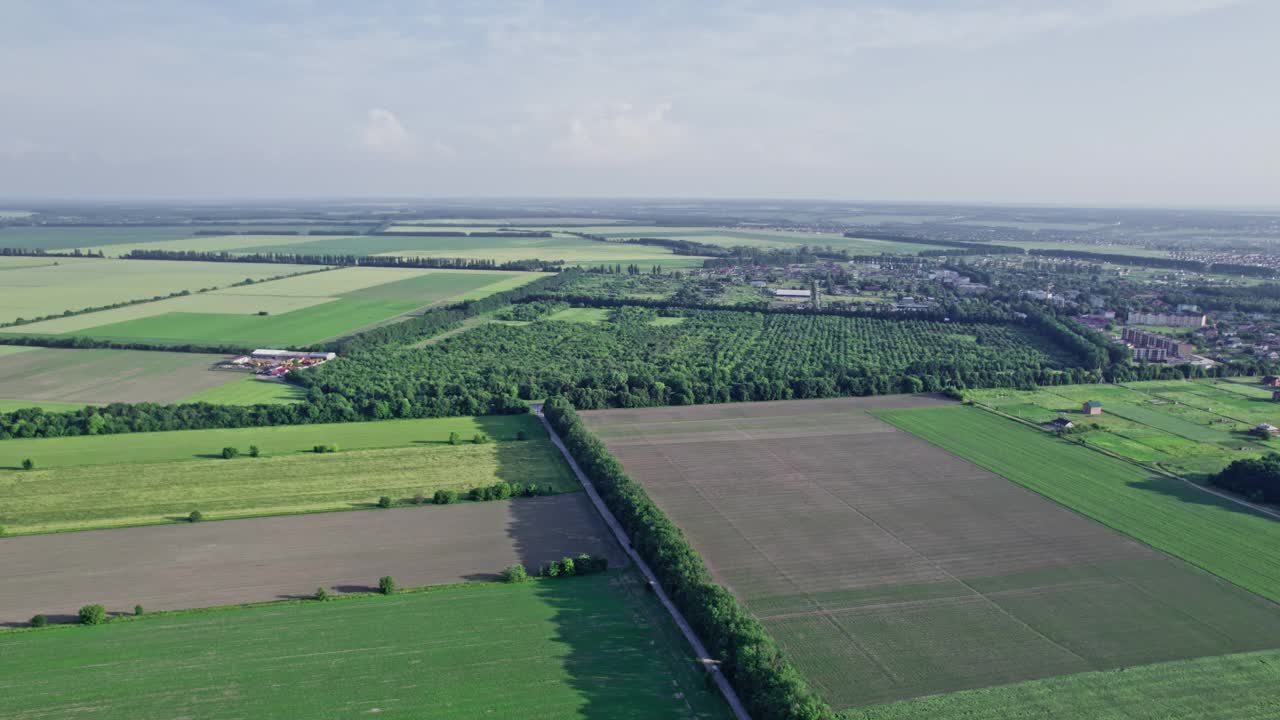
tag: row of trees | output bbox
[121,248,560,272]
[543,398,833,719]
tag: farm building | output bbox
[1082,400,1103,415]
[773,288,811,300]
[1254,423,1280,437]
[252,349,337,361]
[1263,376,1280,387]
[1048,417,1075,431]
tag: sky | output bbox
[0,0,1276,206]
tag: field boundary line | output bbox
[534,404,752,720]
[969,400,1280,523]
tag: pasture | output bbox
[0,495,624,624]
[0,347,241,405]
[0,572,725,719]
[581,396,1280,711]
[852,648,1280,720]
[877,404,1280,604]
[966,379,1280,479]
[8,267,545,347]
[0,257,320,323]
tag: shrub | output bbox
[411,492,425,505]
[221,446,239,459]
[433,489,458,505]
[134,604,144,616]
[469,487,486,502]
[378,576,397,595]
[78,604,106,625]
[188,510,203,523]
[448,432,461,446]
[516,430,528,441]
[472,433,489,444]
[523,483,540,497]
[30,614,47,628]
[314,587,329,601]
[248,445,260,458]
[313,444,338,454]
[501,564,529,583]
[493,482,513,500]
[21,458,34,471]
[377,495,394,509]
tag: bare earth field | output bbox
[0,493,624,626]
[580,396,1280,712]
[0,347,238,404]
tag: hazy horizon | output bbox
[3,1,1276,206]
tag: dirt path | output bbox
[0,493,625,626]
[534,404,752,720]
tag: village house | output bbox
[1082,400,1103,415]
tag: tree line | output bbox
[120,249,561,272]
[1209,453,1280,503]
[543,398,834,719]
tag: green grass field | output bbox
[0,399,93,413]
[850,648,1280,720]
[877,405,1280,604]
[181,376,307,405]
[546,307,611,323]
[1,433,576,534]
[966,381,1280,479]
[0,415,540,469]
[0,573,729,720]
[0,258,321,324]
[10,268,544,347]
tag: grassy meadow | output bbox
[877,405,1280,604]
[0,573,729,720]
[850,648,1280,720]
[0,414,542,468]
[180,376,307,405]
[967,379,1280,480]
[1,437,576,534]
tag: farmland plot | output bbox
[581,396,1280,712]
[0,347,241,405]
[0,572,726,720]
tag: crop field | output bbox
[8,267,544,346]
[967,379,1280,479]
[181,375,307,405]
[0,257,318,324]
[0,226,211,251]
[852,648,1280,720]
[0,572,726,720]
[877,405,1280,604]
[580,396,1280,711]
[0,347,241,405]
[0,495,626,625]
[87,232,358,257]
[562,226,955,254]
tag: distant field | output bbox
[0,414,540,469]
[88,233,357,257]
[0,428,576,534]
[0,573,727,720]
[569,226,954,254]
[8,268,544,346]
[547,307,611,323]
[0,257,324,324]
[851,648,1280,720]
[967,380,1280,479]
[582,397,1280,711]
[878,404,1280,604]
[0,347,240,405]
[181,375,306,405]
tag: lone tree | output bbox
[501,564,529,583]
[188,510,204,523]
[314,587,329,601]
[448,432,461,446]
[248,445,260,458]
[378,575,397,595]
[377,495,394,509]
[78,604,106,625]
[30,614,47,628]
[21,458,34,471]
[134,604,144,616]
[221,447,239,460]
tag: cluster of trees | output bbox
[1209,453,1280,502]
[369,229,551,238]
[543,398,833,719]
[493,300,568,321]
[540,553,609,578]
[845,231,1018,254]
[1028,249,1206,272]
[121,248,560,272]
[0,247,106,258]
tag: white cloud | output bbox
[553,102,687,166]
[358,108,415,155]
